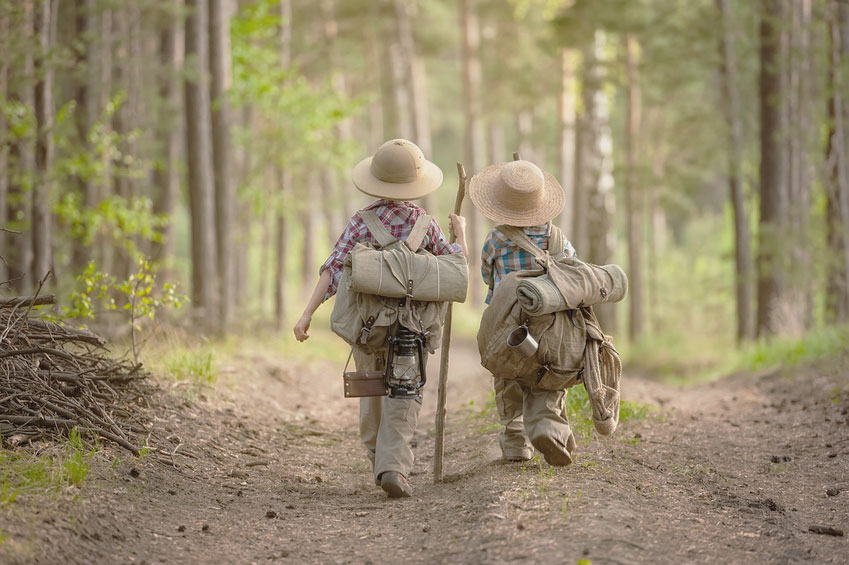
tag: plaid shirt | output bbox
[481,222,577,303]
[320,199,461,301]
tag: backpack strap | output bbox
[360,209,396,247]
[496,225,547,259]
[405,214,432,251]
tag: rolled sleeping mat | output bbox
[516,259,628,316]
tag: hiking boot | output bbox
[531,433,576,467]
[501,448,533,463]
[379,472,412,498]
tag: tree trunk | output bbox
[623,35,644,341]
[826,0,849,323]
[516,109,536,166]
[0,9,9,283]
[70,0,97,272]
[757,0,788,337]
[366,2,384,152]
[9,3,35,292]
[185,0,219,326]
[393,0,433,210]
[274,0,292,328]
[95,3,112,271]
[388,3,412,140]
[460,0,484,305]
[582,31,617,331]
[209,0,235,328]
[557,48,577,237]
[151,7,182,276]
[487,120,506,165]
[717,0,755,343]
[32,0,56,284]
[111,8,132,280]
[301,171,318,296]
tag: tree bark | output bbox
[717,0,755,343]
[9,3,35,292]
[757,0,788,337]
[826,0,849,323]
[31,0,56,284]
[393,0,433,210]
[151,7,182,276]
[185,0,219,326]
[623,35,644,341]
[557,48,577,237]
[0,9,9,283]
[301,171,318,296]
[460,0,484,305]
[582,31,617,332]
[209,0,235,328]
[111,8,132,280]
[70,0,98,272]
[95,3,112,271]
[274,0,292,328]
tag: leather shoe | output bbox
[379,471,412,498]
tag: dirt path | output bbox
[1,339,847,564]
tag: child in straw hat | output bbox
[468,159,578,465]
[294,139,467,498]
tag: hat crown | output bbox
[369,139,425,184]
[495,160,545,209]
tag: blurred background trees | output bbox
[1,0,848,353]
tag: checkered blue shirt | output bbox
[481,223,577,303]
[320,199,461,301]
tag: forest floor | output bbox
[0,336,847,564]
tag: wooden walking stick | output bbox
[433,162,467,483]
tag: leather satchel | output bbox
[341,348,388,398]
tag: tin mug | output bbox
[507,324,538,358]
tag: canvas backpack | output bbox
[330,210,459,354]
[477,224,627,435]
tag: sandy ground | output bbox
[1,338,847,564]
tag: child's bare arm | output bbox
[293,269,332,342]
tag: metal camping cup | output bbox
[507,324,538,357]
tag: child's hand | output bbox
[293,315,312,342]
[449,214,466,240]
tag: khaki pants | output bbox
[493,375,575,461]
[354,348,422,483]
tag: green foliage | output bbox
[567,386,651,442]
[59,259,186,363]
[230,0,360,214]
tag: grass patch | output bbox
[566,386,652,442]
[625,324,849,385]
[0,429,97,503]
[466,391,501,434]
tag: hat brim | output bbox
[468,162,565,227]
[352,157,443,200]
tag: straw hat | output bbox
[352,139,443,200]
[468,160,565,227]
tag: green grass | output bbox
[147,340,218,385]
[0,429,96,504]
[624,324,849,385]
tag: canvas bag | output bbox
[330,211,449,354]
[347,212,468,303]
[476,225,626,435]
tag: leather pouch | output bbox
[342,348,388,398]
[343,370,388,398]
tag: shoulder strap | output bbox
[359,209,396,247]
[497,225,547,259]
[405,214,432,251]
[549,225,565,255]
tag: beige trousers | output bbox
[493,375,574,460]
[354,348,423,482]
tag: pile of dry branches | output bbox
[0,294,150,455]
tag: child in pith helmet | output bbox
[469,159,578,465]
[294,139,468,498]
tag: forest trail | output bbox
[1,339,847,564]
